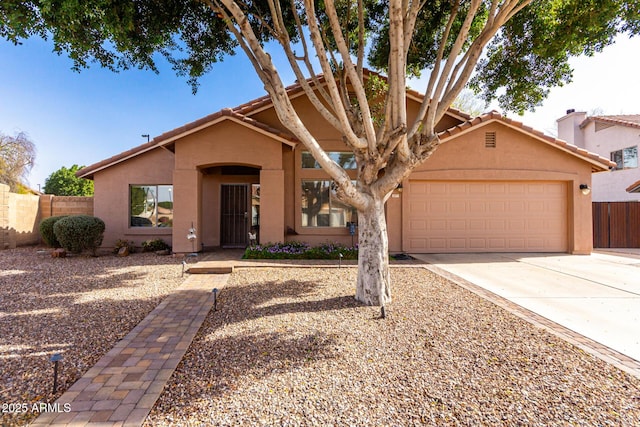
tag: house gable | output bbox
[435,112,614,173]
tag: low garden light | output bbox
[182,260,188,277]
[212,288,219,311]
[50,353,63,393]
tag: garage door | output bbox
[406,181,568,252]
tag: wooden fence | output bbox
[592,202,640,248]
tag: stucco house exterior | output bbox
[557,111,640,202]
[77,78,613,254]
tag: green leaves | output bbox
[43,164,94,196]
[2,1,639,111]
[471,0,640,113]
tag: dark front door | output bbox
[221,184,249,247]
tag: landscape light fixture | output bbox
[50,353,63,393]
[212,288,219,311]
[579,184,591,195]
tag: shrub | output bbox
[243,241,358,260]
[141,238,170,252]
[39,215,68,248]
[53,215,105,255]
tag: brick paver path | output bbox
[32,273,230,427]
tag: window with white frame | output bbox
[130,185,173,227]
[610,146,638,170]
[301,180,357,227]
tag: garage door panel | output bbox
[407,181,567,253]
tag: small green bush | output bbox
[243,242,358,260]
[141,238,170,252]
[39,215,68,248]
[53,215,105,254]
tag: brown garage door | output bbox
[406,181,568,252]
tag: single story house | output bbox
[77,76,614,254]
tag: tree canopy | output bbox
[0,131,36,192]
[2,0,638,305]
[43,164,94,196]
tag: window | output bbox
[302,152,357,169]
[302,180,357,227]
[130,185,173,227]
[611,146,638,170]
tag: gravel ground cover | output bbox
[147,267,640,426]
[0,247,185,426]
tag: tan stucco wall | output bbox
[93,148,174,248]
[406,122,595,253]
[171,120,286,252]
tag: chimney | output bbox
[557,109,586,148]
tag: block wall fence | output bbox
[0,183,94,249]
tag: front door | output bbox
[221,184,249,248]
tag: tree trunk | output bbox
[356,197,391,306]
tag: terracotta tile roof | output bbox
[580,114,640,130]
[75,71,470,179]
[231,70,472,121]
[627,179,640,193]
[438,110,616,172]
[77,109,298,178]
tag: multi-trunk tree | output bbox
[2,0,638,305]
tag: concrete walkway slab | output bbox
[412,253,640,371]
[32,273,230,427]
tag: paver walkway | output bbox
[32,272,230,427]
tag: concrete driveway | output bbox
[411,252,640,365]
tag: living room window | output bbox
[301,180,357,227]
[302,152,357,169]
[130,185,173,227]
[610,146,638,170]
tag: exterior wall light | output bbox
[579,184,591,195]
[187,222,197,256]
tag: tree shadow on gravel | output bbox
[147,273,368,416]
[214,278,364,325]
[0,249,186,426]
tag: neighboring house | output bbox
[557,111,640,202]
[77,77,613,254]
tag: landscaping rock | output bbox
[51,248,66,258]
[117,246,130,257]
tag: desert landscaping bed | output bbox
[147,267,640,426]
[0,247,185,426]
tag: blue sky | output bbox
[1,33,639,189]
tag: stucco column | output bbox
[172,169,202,253]
[259,169,285,244]
[572,178,594,254]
